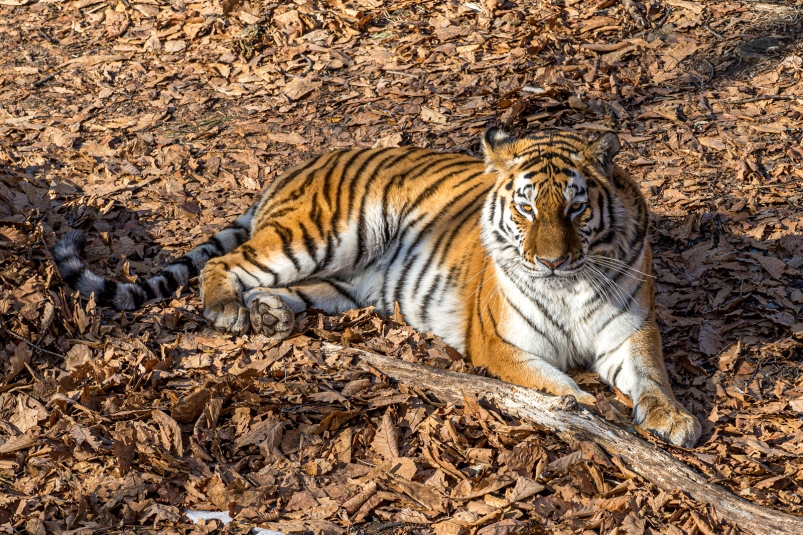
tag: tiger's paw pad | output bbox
[249,293,295,340]
[636,394,702,448]
[204,300,250,336]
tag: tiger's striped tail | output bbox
[53,206,256,310]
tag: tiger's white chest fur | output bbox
[492,255,650,371]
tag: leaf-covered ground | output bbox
[2,1,803,534]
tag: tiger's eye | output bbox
[571,202,586,212]
[520,204,533,212]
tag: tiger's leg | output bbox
[200,230,328,334]
[508,355,597,406]
[473,336,597,406]
[593,319,701,447]
[243,279,360,339]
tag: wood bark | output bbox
[321,343,803,535]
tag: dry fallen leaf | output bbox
[371,409,400,459]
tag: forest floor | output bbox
[2,1,803,534]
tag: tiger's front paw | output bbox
[249,293,295,340]
[635,392,701,448]
[204,300,251,335]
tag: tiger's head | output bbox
[481,128,628,282]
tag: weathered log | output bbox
[321,343,803,535]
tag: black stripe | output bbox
[241,244,279,282]
[433,187,490,269]
[174,256,200,278]
[270,151,336,196]
[208,236,226,255]
[327,279,359,306]
[298,223,318,267]
[162,270,180,293]
[518,151,577,171]
[96,280,118,306]
[419,274,442,325]
[409,182,484,295]
[503,293,558,352]
[137,279,156,300]
[394,173,482,301]
[266,223,302,273]
[357,150,423,260]
[400,163,479,218]
[595,277,647,332]
[63,268,83,289]
[486,295,534,354]
[331,149,379,225]
[291,288,314,309]
[131,286,146,308]
[233,228,249,246]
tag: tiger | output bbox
[54,128,702,447]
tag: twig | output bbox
[623,0,648,30]
[374,522,403,532]
[32,70,61,87]
[0,220,34,229]
[704,25,725,40]
[4,329,66,360]
[385,70,418,78]
[723,95,803,104]
[298,53,313,76]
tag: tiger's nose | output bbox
[537,255,569,270]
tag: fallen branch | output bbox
[322,343,803,535]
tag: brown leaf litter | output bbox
[2,0,803,534]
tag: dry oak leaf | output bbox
[140,503,181,525]
[698,323,723,356]
[267,132,308,146]
[504,476,545,504]
[343,481,378,514]
[698,136,726,151]
[0,430,39,454]
[421,106,448,125]
[151,409,183,455]
[4,341,31,383]
[144,31,162,53]
[235,415,284,449]
[750,253,787,280]
[10,394,47,433]
[69,424,102,451]
[266,519,344,535]
[341,378,372,397]
[104,9,129,38]
[395,508,431,524]
[433,520,467,535]
[384,475,447,513]
[286,491,320,511]
[367,456,418,481]
[621,510,647,535]
[451,474,515,501]
[476,520,528,535]
[718,341,742,372]
[371,409,399,459]
[283,76,321,100]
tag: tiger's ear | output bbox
[482,127,515,170]
[584,132,620,177]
